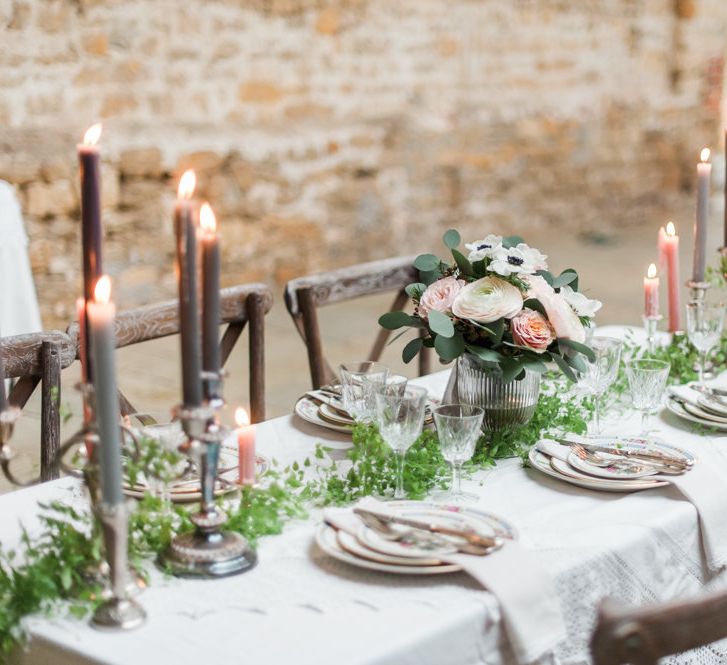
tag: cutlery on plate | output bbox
[571,444,686,475]
[354,511,497,556]
[556,438,692,468]
[353,507,503,551]
[688,383,727,399]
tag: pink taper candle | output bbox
[644,263,659,318]
[658,222,681,332]
[235,407,256,486]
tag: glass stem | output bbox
[394,450,406,500]
[699,351,707,386]
[593,395,601,435]
[640,411,649,439]
[452,462,463,496]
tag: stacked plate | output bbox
[123,443,270,503]
[295,390,355,433]
[529,436,695,492]
[666,385,727,432]
[316,501,517,575]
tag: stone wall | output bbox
[0,0,725,327]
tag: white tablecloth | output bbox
[0,180,42,336]
[5,327,727,665]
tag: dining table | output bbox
[5,325,727,665]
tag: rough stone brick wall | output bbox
[0,0,725,327]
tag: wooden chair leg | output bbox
[40,340,61,482]
[220,320,247,367]
[299,287,333,389]
[247,293,266,424]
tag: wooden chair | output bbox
[284,256,431,389]
[67,283,273,424]
[591,592,727,665]
[0,331,77,482]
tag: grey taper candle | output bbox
[200,203,221,399]
[87,276,123,507]
[174,170,203,407]
[78,123,104,383]
[693,148,711,283]
[724,130,727,249]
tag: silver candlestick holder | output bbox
[686,279,711,303]
[91,500,146,630]
[642,314,662,355]
[158,401,256,578]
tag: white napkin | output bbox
[537,438,727,573]
[324,498,566,664]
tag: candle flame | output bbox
[665,221,676,237]
[94,275,112,304]
[647,263,657,279]
[235,407,251,427]
[701,147,711,163]
[199,202,217,232]
[83,123,102,147]
[177,170,196,199]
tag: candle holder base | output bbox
[642,314,662,355]
[91,596,147,631]
[686,280,711,302]
[158,528,257,579]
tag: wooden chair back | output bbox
[1,331,77,482]
[591,592,727,665]
[67,283,273,424]
[284,256,431,389]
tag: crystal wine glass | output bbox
[432,404,484,502]
[340,361,389,423]
[577,336,623,435]
[374,385,428,500]
[686,302,725,387]
[625,359,670,441]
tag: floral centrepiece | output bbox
[379,230,601,382]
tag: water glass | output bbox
[340,361,388,423]
[433,404,484,502]
[625,359,670,439]
[576,336,623,435]
[374,385,428,499]
[686,302,725,386]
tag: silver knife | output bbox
[353,507,502,549]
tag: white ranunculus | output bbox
[465,234,503,262]
[488,243,548,277]
[451,276,523,323]
[559,285,602,318]
[524,275,586,343]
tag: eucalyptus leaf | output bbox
[552,354,577,382]
[402,337,423,363]
[565,352,587,374]
[428,310,455,338]
[560,268,579,291]
[442,229,461,249]
[552,271,578,289]
[378,311,414,330]
[523,359,548,374]
[472,258,488,278]
[535,269,554,286]
[464,345,502,363]
[414,253,441,272]
[522,298,547,316]
[502,235,525,249]
[419,268,442,286]
[405,282,427,298]
[434,332,465,361]
[558,338,596,362]
[500,357,525,382]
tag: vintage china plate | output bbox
[315,523,460,575]
[294,396,353,433]
[318,403,354,425]
[529,449,669,492]
[665,395,727,432]
[336,530,441,567]
[567,450,659,480]
[123,445,270,503]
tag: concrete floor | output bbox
[2,208,724,493]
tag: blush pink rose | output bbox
[418,276,465,319]
[510,308,555,353]
[523,275,586,343]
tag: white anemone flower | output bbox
[465,234,503,262]
[451,276,523,323]
[560,285,602,318]
[488,243,548,277]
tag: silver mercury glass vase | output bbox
[450,353,541,431]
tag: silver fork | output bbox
[571,444,683,475]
